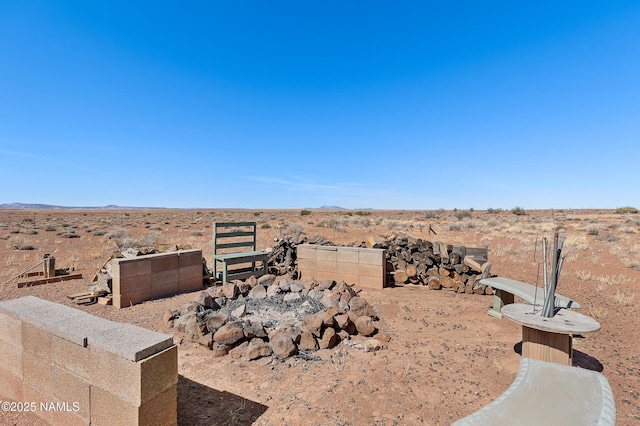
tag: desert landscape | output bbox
[0,207,638,425]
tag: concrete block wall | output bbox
[297,244,386,289]
[112,249,203,309]
[0,296,178,426]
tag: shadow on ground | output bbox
[513,341,604,372]
[178,375,268,425]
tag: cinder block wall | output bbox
[0,296,178,426]
[112,249,203,309]
[297,244,386,288]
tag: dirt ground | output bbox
[1,208,639,425]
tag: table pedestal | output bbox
[522,325,572,365]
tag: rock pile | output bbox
[165,274,387,360]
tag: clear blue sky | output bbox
[1,1,639,209]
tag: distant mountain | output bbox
[318,205,346,210]
[0,203,165,210]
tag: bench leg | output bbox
[487,289,515,318]
[521,325,572,365]
[222,262,228,285]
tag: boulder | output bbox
[278,277,292,292]
[248,285,267,299]
[231,304,246,318]
[204,312,228,334]
[320,291,340,308]
[245,338,273,360]
[163,310,178,328]
[222,283,239,299]
[214,297,227,307]
[266,284,281,298]
[321,307,340,327]
[257,274,276,287]
[303,314,323,338]
[355,316,377,337]
[180,302,200,316]
[211,342,229,358]
[173,312,194,333]
[363,339,384,352]
[307,289,323,300]
[283,292,301,302]
[298,331,319,351]
[194,291,215,309]
[245,275,258,288]
[269,331,297,358]
[185,315,207,342]
[229,341,249,359]
[316,279,335,291]
[243,320,267,339]
[333,281,347,293]
[349,297,377,319]
[213,321,245,346]
[198,332,214,349]
[319,327,339,349]
[238,282,252,296]
[289,281,305,293]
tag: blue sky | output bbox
[1,1,639,209]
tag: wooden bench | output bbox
[453,358,616,425]
[212,222,268,284]
[480,276,581,318]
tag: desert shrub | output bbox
[10,229,20,234]
[424,211,439,219]
[595,233,619,243]
[300,209,312,216]
[512,206,526,216]
[261,223,272,229]
[455,210,473,220]
[149,225,162,231]
[0,235,10,240]
[463,219,477,229]
[60,232,80,238]
[44,225,56,232]
[253,211,262,216]
[92,229,107,236]
[449,223,463,231]
[616,206,638,214]
[355,211,371,216]
[11,237,34,250]
[190,231,204,237]
[586,225,601,236]
[23,229,38,235]
[139,232,160,247]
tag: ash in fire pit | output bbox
[165,274,387,360]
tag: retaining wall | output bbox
[0,296,178,426]
[112,249,203,309]
[297,244,386,289]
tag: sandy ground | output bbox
[0,208,639,425]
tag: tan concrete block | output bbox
[337,248,359,263]
[317,271,337,281]
[48,407,89,426]
[139,385,177,426]
[0,367,23,401]
[0,341,23,379]
[116,287,153,309]
[51,334,90,380]
[317,260,337,273]
[337,262,359,275]
[89,347,139,403]
[117,258,152,278]
[117,274,153,295]
[336,273,359,285]
[297,270,317,281]
[22,322,52,361]
[179,276,203,293]
[359,264,383,278]
[297,258,317,272]
[152,282,179,299]
[140,346,178,405]
[178,249,202,268]
[23,352,52,395]
[90,386,139,426]
[152,269,179,287]
[0,311,22,347]
[296,245,316,260]
[358,275,384,289]
[23,383,52,424]
[359,249,384,266]
[179,264,202,281]
[89,345,176,405]
[151,254,179,273]
[316,247,338,262]
[51,366,90,422]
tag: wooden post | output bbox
[44,256,55,278]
